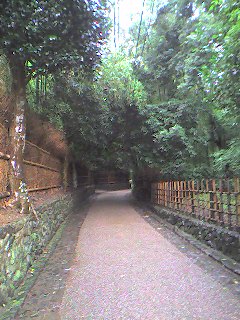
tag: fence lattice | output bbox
[151,178,240,231]
[0,120,63,206]
[23,140,62,193]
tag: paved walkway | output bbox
[59,190,240,320]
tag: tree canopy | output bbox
[1,0,239,196]
[0,0,109,78]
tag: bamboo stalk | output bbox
[0,152,10,160]
[23,159,60,172]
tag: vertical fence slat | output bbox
[219,179,224,225]
[191,180,195,215]
[226,179,232,227]
[234,178,240,228]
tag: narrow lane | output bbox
[60,190,240,320]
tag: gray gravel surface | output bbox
[60,190,240,320]
[15,190,240,320]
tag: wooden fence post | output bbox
[234,177,240,228]
[191,180,195,215]
[226,179,232,227]
[218,179,224,225]
[208,179,217,221]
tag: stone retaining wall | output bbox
[152,205,240,262]
[0,186,94,306]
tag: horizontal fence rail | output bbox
[0,192,10,200]
[151,178,240,231]
[0,152,10,160]
[25,140,51,155]
[23,160,60,173]
[28,185,62,193]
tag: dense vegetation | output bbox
[1,0,239,197]
[0,0,109,210]
[130,0,240,179]
[32,0,239,180]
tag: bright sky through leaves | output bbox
[109,0,167,50]
[109,0,148,49]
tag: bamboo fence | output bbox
[23,140,62,193]
[0,119,63,205]
[151,178,240,231]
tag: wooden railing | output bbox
[151,178,240,231]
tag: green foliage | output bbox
[98,53,147,107]
[129,0,240,179]
[5,0,237,182]
[213,139,240,176]
[0,0,109,77]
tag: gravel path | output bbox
[59,190,240,320]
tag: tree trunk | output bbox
[9,59,30,213]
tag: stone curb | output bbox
[0,191,93,320]
[149,206,240,277]
[0,214,71,320]
[0,188,93,320]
